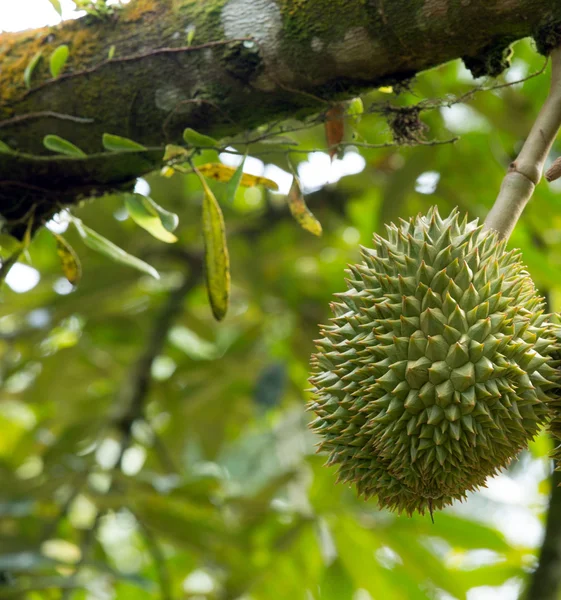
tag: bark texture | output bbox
[1,0,561,231]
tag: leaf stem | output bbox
[484,47,561,240]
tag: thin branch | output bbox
[484,47,561,240]
[418,58,549,113]
[150,425,180,473]
[132,511,173,600]
[113,259,202,432]
[0,112,95,129]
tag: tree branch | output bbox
[3,0,558,153]
[525,467,561,600]
[49,254,202,597]
[114,253,203,436]
[0,0,560,230]
[132,511,173,600]
[484,46,561,239]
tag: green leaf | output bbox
[388,512,513,553]
[168,326,219,360]
[183,128,219,148]
[0,140,13,154]
[0,234,23,254]
[347,97,363,116]
[377,529,469,598]
[102,133,146,152]
[452,563,524,589]
[196,171,230,321]
[331,517,415,599]
[47,0,62,15]
[72,217,159,279]
[43,135,86,157]
[108,45,116,60]
[163,144,189,162]
[223,156,246,204]
[186,25,196,46]
[49,44,69,78]
[145,196,179,232]
[124,193,177,243]
[24,51,43,89]
[319,559,355,600]
[347,97,364,125]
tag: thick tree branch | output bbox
[0,0,560,231]
[2,0,557,152]
[484,46,561,239]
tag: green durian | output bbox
[309,207,560,515]
[546,315,561,465]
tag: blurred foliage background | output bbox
[1,31,561,600]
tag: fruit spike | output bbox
[309,207,561,516]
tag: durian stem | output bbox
[484,46,561,241]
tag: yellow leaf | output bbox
[197,163,278,191]
[378,86,393,94]
[160,166,175,178]
[287,177,322,236]
[54,233,82,285]
[195,170,230,321]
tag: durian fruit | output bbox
[309,207,560,515]
[546,315,561,465]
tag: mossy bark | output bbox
[0,0,560,231]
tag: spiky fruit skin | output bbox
[546,315,561,465]
[309,208,560,515]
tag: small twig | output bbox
[419,59,549,113]
[0,112,94,129]
[546,156,561,182]
[484,47,561,240]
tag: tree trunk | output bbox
[0,0,560,231]
[525,468,561,600]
